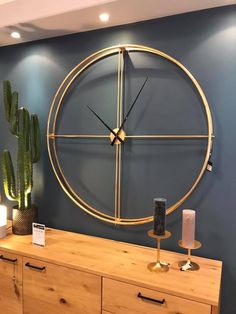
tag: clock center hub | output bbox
[109,128,126,145]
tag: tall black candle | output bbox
[153,198,166,235]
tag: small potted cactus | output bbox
[2,80,41,235]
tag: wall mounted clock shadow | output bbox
[47,44,213,225]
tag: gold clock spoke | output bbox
[118,144,122,221]
[114,145,118,222]
[126,134,214,139]
[116,47,124,129]
[114,143,122,223]
[114,145,118,223]
[116,49,120,128]
[48,134,109,139]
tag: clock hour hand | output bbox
[87,106,124,144]
[111,77,148,146]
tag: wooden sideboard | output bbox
[0,225,222,314]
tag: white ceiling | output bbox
[0,0,236,47]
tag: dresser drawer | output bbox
[23,257,101,314]
[103,278,211,314]
[0,250,22,314]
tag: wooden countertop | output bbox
[0,224,222,307]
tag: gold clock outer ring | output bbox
[47,44,214,225]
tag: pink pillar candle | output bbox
[182,209,195,248]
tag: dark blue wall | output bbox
[0,5,236,314]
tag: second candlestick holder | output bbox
[147,229,171,272]
[178,240,201,271]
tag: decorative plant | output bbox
[2,80,41,210]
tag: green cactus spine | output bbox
[2,81,41,210]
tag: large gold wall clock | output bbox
[47,44,213,225]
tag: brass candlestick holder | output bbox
[178,240,201,271]
[147,229,171,272]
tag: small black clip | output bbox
[207,160,213,172]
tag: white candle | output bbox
[182,209,195,248]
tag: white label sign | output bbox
[32,223,45,246]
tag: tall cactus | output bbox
[2,81,41,210]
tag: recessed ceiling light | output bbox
[99,13,110,23]
[10,31,21,39]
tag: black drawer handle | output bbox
[0,254,17,263]
[137,292,165,304]
[25,262,46,271]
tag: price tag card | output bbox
[32,223,45,246]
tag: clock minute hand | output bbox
[87,106,124,143]
[111,77,148,146]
